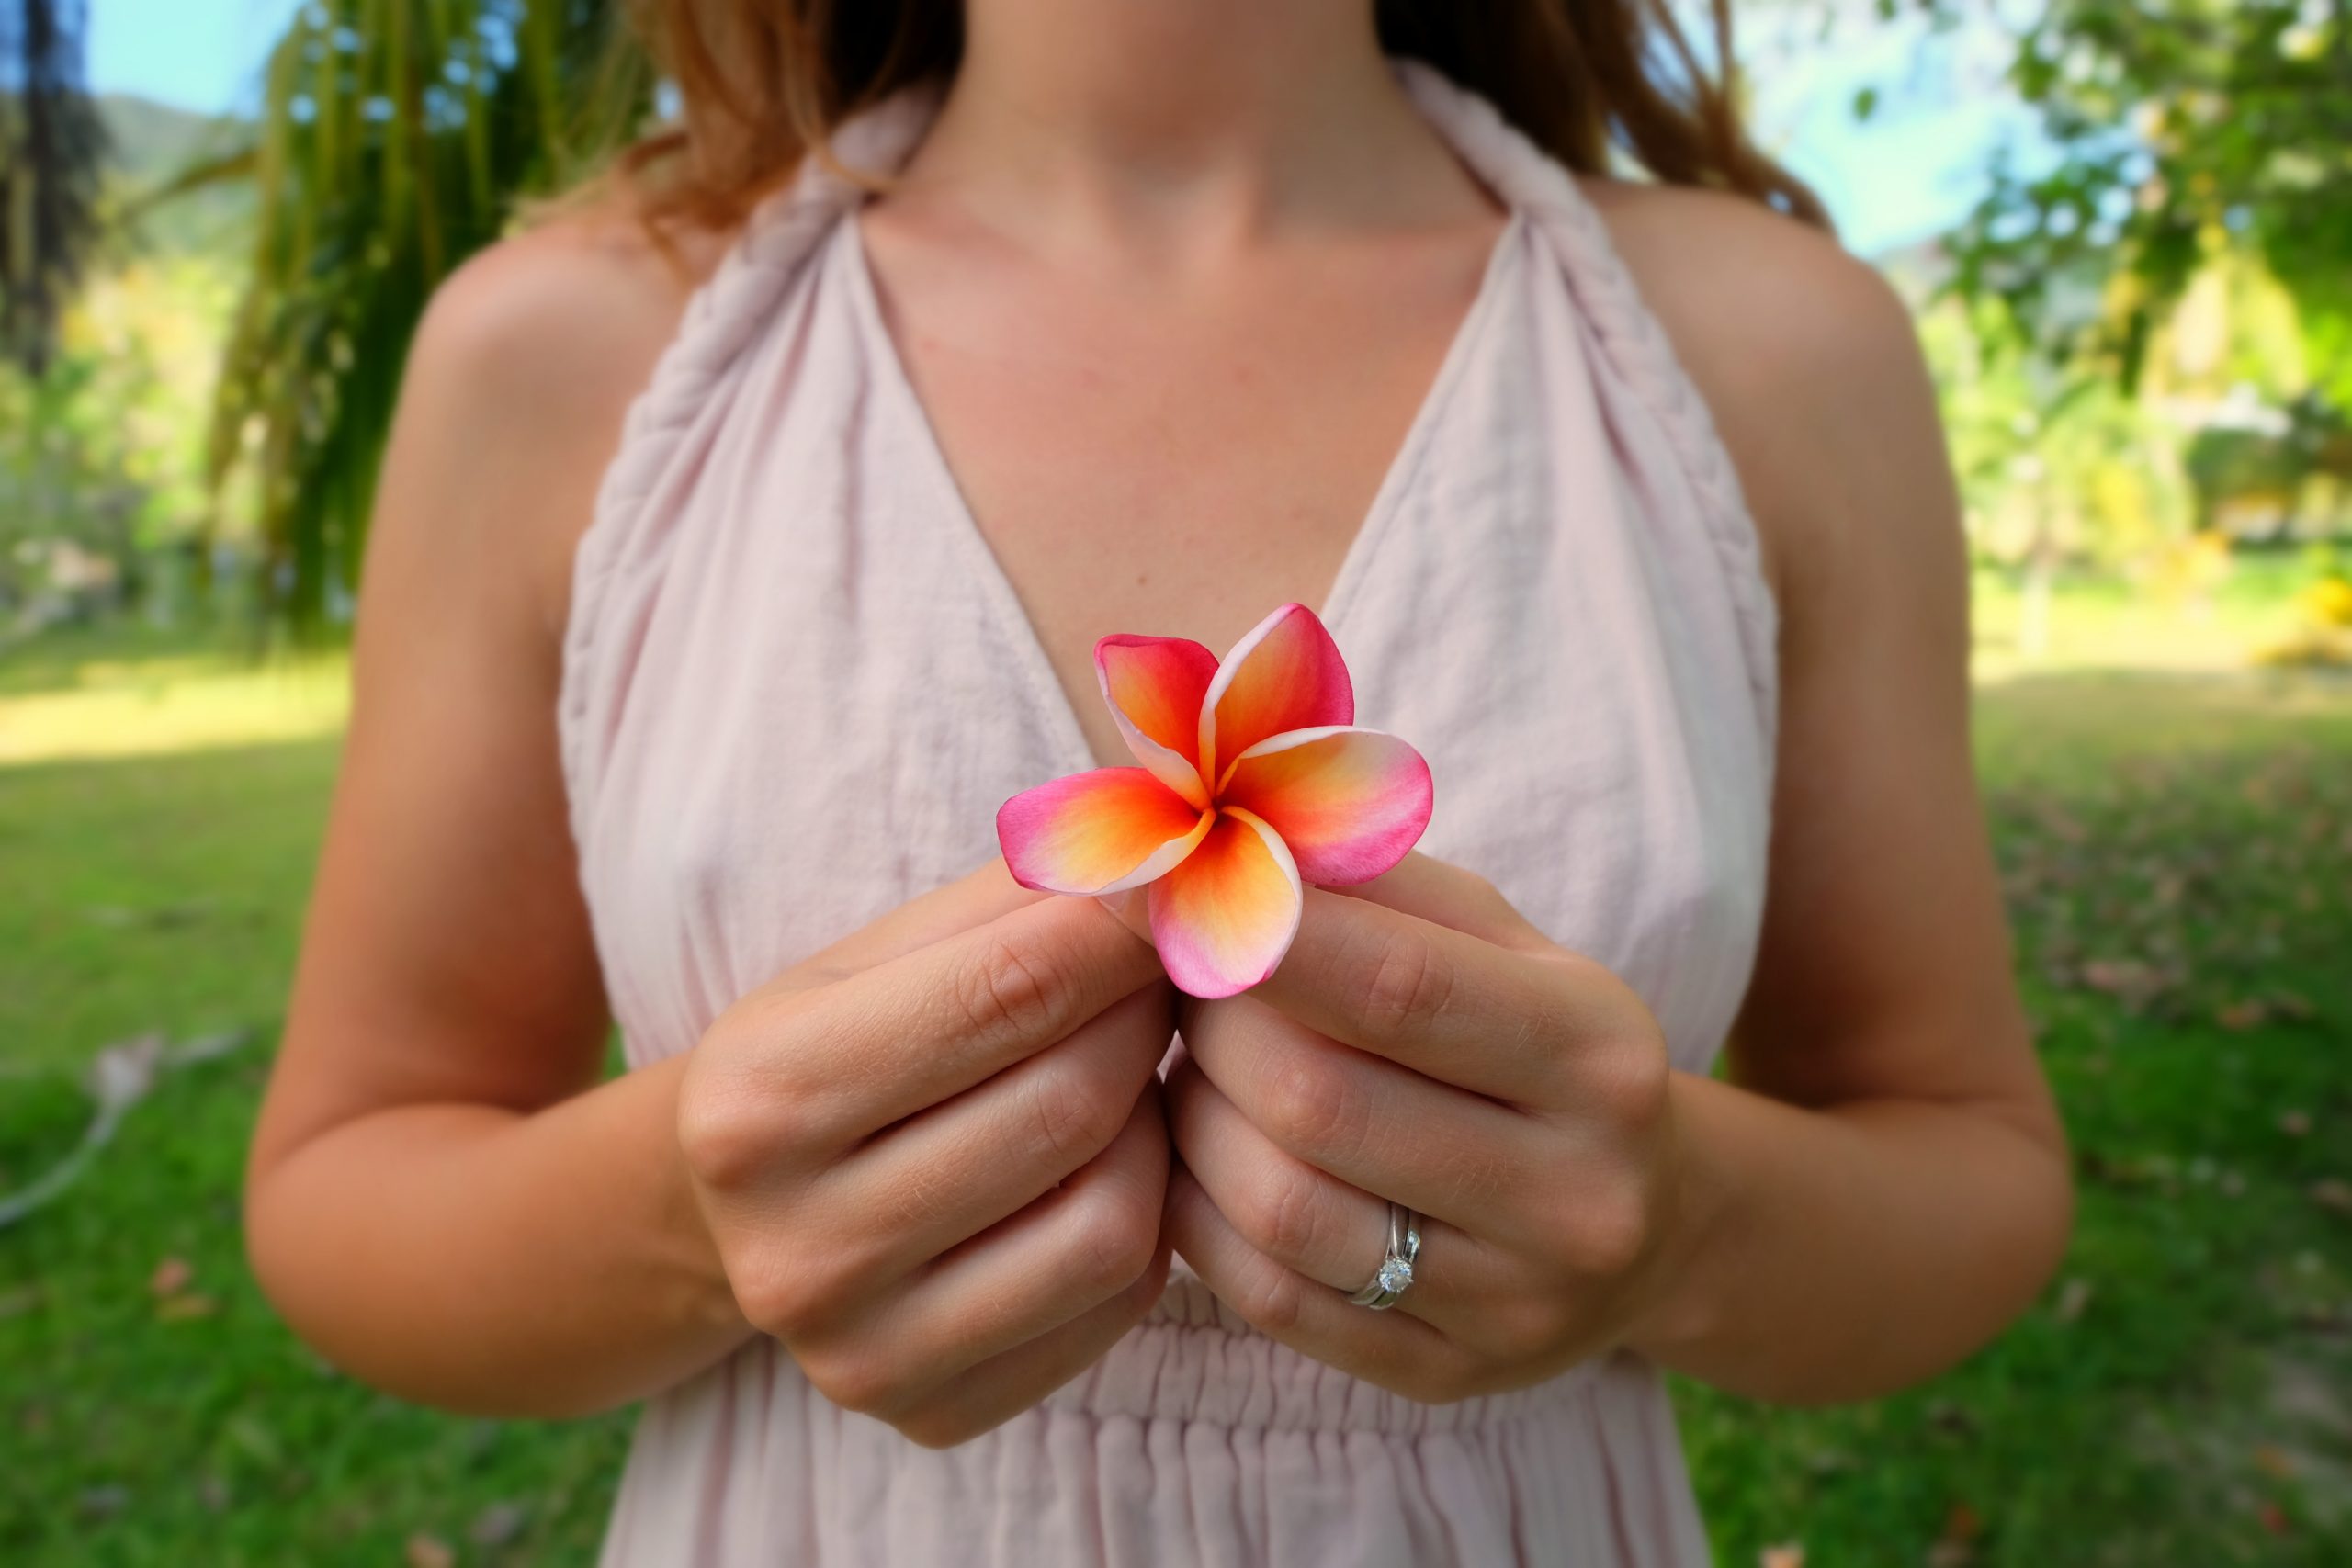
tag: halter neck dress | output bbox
[560,59,1777,1568]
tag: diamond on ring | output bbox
[1349,1201,1422,1311]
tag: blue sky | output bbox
[87,0,2037,255]
[88,0,303,117]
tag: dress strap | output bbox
[561,85,943,804]
[1395,59,1779,725]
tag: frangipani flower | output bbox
[997,603,1433,998]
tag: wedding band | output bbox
[1347,1201,1421,1311]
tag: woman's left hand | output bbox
[1163,852,1690,1403]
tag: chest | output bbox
[848,209,1513,769]
[570,201,1774,1082]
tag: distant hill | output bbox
[96,94,254,259]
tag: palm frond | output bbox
[205,0,650,629]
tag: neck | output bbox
[901,0,1467,249]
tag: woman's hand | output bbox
[1163,853,1689,1403]
[679,862,1179,1447]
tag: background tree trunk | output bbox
[0,0,108,374]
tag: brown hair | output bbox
[613,0,1827,233]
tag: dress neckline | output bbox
[833,204,1530,779]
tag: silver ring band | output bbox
[1347,1201,1421,1310]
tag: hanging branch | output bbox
[197,0,650,631]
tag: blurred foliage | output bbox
[2,91,260,639]
[1935,0,2350,405]
[0,258,241,628]
[1925,289,2192,573]
[2262,543,2352,666]
[11,0,2339,637]
[1846,0,2352,602]
[200,0,650,628]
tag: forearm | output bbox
[1625,1068,2073,1404]
[246,1054,753,1418]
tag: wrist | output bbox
[1618,1069,1737,1364]
[650,1054,760,1341]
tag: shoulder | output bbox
[1575,180,1950,601]
[379,205,735,636]
[1576,179,1918,389]
[403,204,725,458]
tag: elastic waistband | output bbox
[1041,1274,1602,1436]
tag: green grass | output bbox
[1682,669,2352,1565]
[3,618,2348,1565]
[0,634,628,1566]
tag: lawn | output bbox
[3,613,2348,1565]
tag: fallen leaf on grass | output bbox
[77,1484,130,1520]
[1927,1400,1977,1436]
[404,1535,457,1568]
[2054,1278,2094,1323]
[148,1257,193,1296]
[2256,1499,2290,1536]
[2278,1111,2312,1137]
[470,1500,528,1547]
[1758,1545,1804,1568]
[223,1411,284,1469]
[2310,1179,2352,1216]
[85,901,219,930]
[2078,958,2169,1009]
[1926,1501,1983,1567]
[2269,991,2317,1021]
[2215,999,2268,1032]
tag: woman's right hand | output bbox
[677,862,1177,1447]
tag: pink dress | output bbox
[561,60,1775,1568]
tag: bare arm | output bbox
[243,222,748,1416]
[1161,194,2070,1408]
[1604,188,2072,1400]
[246,222,1178,1434]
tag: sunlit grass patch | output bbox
[1970,556,2323,682]
[0,653,347,766]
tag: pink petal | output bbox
[1147,808,1304,998]
[1200,603,1353,789]
[1095,635,1218,807]
[998,768,1213,896]
[1218,726,1433,886]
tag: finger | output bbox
[1326,852,1549,951]
[782,892,1169,1140]
[1166,1058,1498,1330]
[1181,997,1541,1237]
[1165,1166,1468,1404]
[854,1087,1170,1398]
[818,984,1173,1282]
[1248,888,1645,1109]
[903,1237,1172,1448]
[1094,886,1156,946]
[768,859,1049,998]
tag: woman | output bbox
[245,2,2074,1562]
